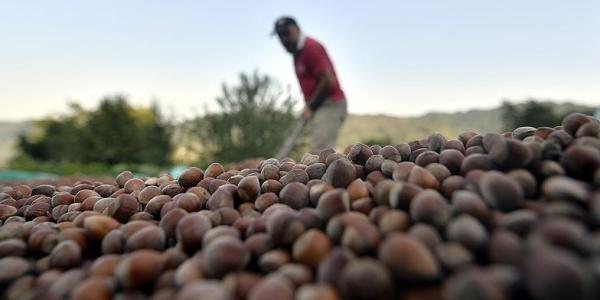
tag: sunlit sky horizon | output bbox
[0,1,598,121]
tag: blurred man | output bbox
[273,16,347,153]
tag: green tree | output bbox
[84,96,143,164]
[186,71,299,164]
[501,99,560,130]
[137,102,173,165]
[17,103,89,162]
[501,99,595,131]
[15,95,172,167]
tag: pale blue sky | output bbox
[0,0,598,121]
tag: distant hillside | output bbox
[338,108,502,147]
[0,101,594,166]
[337,101,595,147]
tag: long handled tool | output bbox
[275,117,307,160]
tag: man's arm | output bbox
[303,68,335,119]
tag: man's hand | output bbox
[302,107,313,120]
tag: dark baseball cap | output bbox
[272,16,298,35]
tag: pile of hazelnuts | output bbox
[1,112,600,300]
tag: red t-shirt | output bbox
[294,37,345,104]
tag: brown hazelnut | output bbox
[31,184,56,197]
[84,215,120,241]
[103,194,140,223]
[207,188,235,211]
[178,167,204,188]
[479,171,524,212]
[339,258,393,300]
[248,275,295,300]
[0,238,27,257]
[259,249,291,272]
[48,240,82,269]
[244,233,273,258]
[276,263,313,287]
[267,211,306,247]
[408,165,440,190]
[102,229,125,254]
[365,154,385,174]
[176,213,212,254]
[162,183,184,197]
[255,192,279,212]
[71,277,115,300]
[125,225,166,252]
[173,193,203,212]
[174,253,204,286]
[446,214,488,251]
[115,249,166,290]
[410,190,451,228]
[378,233,440,281]
[261,179,283,194]
[443,267,506,300]
[324,158,356,188]
[316,189,350,220]
[205,163,225,178]
[144,195,172,217]
[223,271,262,300]
[292,229,331,268]
[279,182,309,210]
[89,254,122,277]
[202,236,250,278]
[0,256,31,284]
[159,208,188,241]
[116,171,134,188]
[280,169,309,186]
[306,163,327,180]
[237,176,261,202]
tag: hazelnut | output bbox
[178,167,204,188]
[237,176,261,202]
[223,271,262,300]
[279,182,309,210]
[378,233,440,281]
[48,240,82,269]
[261,179,283,194]
[176,213,212,254]
[205,163,225,178]
[410,190,451,228]
[0,256,31,284]
[103,194,140,223]
[479,171,524,212]
[248,275,295,300]
[71,277,115,300]
[89,254,122,277]
[292,229,331,267]
[84,215,120,241]
[125,225,166,252]
[202,236,250,278]
[324,158,356,188]
[115,249,166,290]
[159,208,188,240]
[174,193,203,212]
[116,171,134,188]
[0,238,27,257]
[339,258,393,300]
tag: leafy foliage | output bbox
[182,71,301,164]
[501,99,594,131]
[15,95,172,166]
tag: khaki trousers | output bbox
[308,99,347,153]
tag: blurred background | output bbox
[0,0,598,180]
